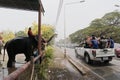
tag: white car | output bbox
[75,47,115,64]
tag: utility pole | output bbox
[64,0,85,58]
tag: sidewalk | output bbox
[47,47,84,80]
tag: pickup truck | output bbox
[75,46,115,64]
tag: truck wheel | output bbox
[75,49,79,58]
[85,54,91,64]
[75,53,79,58]
[104,60,109,64]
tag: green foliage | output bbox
[25,22,55,41]
[15,30,27,37]
[35,46,54,80]
[102,11,120,27]
[69,11,120,43]
[1,30,15,43]
[90,18,103,27]
[45,46,54,59]
[41,24,55,40]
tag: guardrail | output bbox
[4,54,43,80]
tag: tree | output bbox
[1,30,15,43]
[15,31,27,37]
[90,18,104,27]
[102,11,120,27]
[25,22,55,44]
[69,11,120,43]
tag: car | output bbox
[115,48,120,58]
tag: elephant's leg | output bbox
[24,52,31,62]
[13,54,16,62]
[7,55,13,67]
[12,55,15,67]
[7,53,15,67]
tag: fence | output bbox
[4,54,43,80]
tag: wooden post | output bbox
[30,56,34,80]
[38,0,42,63]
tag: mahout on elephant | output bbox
[3,35,38,67]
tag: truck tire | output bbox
[84,54,91,64]
[104,60,109,64]
[75,49,79,58]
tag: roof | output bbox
[0,0,45,12]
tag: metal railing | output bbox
[4,54,43,80]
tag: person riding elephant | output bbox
[27,27,47,51]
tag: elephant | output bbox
[3,36,38,67]
[3,34,57,67]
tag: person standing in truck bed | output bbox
[99,36,108,49]
[107,37,114,48]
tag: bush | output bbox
[34,46,54,80]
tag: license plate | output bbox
[103,49,108,51]
[103,57,108,60]
[103,49,108,53]
[103,51,108,53]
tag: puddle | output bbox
[0,52,26,80]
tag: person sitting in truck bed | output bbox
[98,36,108,49]
[91,36,99,49]
[84,36,92,48]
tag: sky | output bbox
[0,0,120,41]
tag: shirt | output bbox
[91,39,99,49]
[28,30,34,37]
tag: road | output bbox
[61,47,120,80]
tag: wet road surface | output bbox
[48,47,84,80]
[64,47,120,80]
[0,48,85,80]
[1,46,120,80]
[0,50,26,80]
[48,58,84,80]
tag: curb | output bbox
[66,55,105,80]
[66,55,86,75]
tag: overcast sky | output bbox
[0,0,119,40]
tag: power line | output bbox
[55,0,63,28]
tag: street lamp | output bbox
[114,4,120,12]
[64,0,85,58]
[115,4,120,7]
